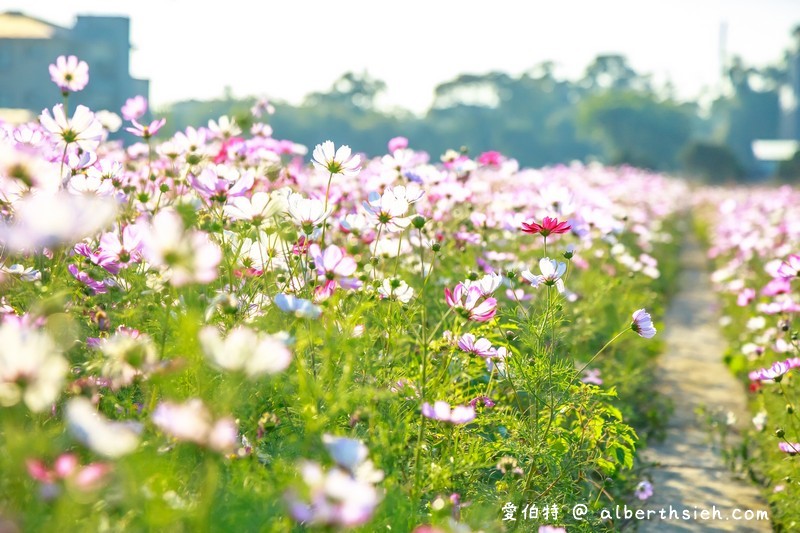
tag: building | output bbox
[779,26,800,141]
[0,11,148,121]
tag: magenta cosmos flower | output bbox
[421,401,475,424]
[631,308,656,338]
[49,55,89,92]
[521,216,571,237]
[445,283,498,322]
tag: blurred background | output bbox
[0,0,799,182]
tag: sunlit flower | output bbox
[288,193,333,233]
[421,401,475,424]
[362,190,411,232]
[68,264,108,295]
[377,278,414,303]
[521,258,567,294]
[121,95,147,121]
[463,272,503,296]
[444,283,497,322]
[199,326,292,378]
[275,293,322,319]
[0,321,67,412]
[95,224,145,274]
[66,397,141,458]
[125,118,166,139]
[777,254,800,279]
[152,398,237,453]
[40,104,104,151]
[521,216,571,237]
[631,308,657,338]
[312,140,361,176]
[224,191,282,224]
[208,115,241,139]
[49,55,89,92]
[752,411,767,431]
[94,329,159,389]
[142,209,221,286]
[778,442,800,455]
[457,333,496,358]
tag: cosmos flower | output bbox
[521,258,567,294]
[125,118,166,139]
[457,333,497,358]
[121,95,147,121]
[778,442,800,455]
[777,254,800,279]
[377,278,414,303]
[199,326,292,378]
[224,191,282,224]
[421,401,476,424]
[631,308,657,338]
[39,104,104,151]
[444,283,497,322]
[634,480,654,500]
[288,193,333,233]
[49,55,89,92]
[66,397,142,458]
[0,321,67,412]
[142,209,221,287]
[521,216,571,237]
[152,399,238,453]
[312,140,361,177]
[581,368,603,385]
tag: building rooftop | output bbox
[0,11,67,39]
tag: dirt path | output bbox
[638,236,771,532]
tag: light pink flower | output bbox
[631,308,656,338]
[121,95,147,121]
[49,55,89,92]
[444,283,497,322]
[777,254,800,279]
[421,401,475,424]
[125,118,166,139]
[457,333,496,358]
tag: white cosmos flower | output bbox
[224,191,281,224]
[66,397,142,457]
[287,193,332,232]
[377,278,414,303]
[0,191,116,253]
[521,257,567,294]
[39,104,104,151]
[199,326,292,378]
[312,140,361,177]
[0,322,67,412]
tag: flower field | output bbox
[699,187,800,529]
[0,55,795,532]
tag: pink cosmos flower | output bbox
[121,95,147,121]
[736,288,756,306]
[190,166,254,204]
[539,527,567,533]
[521,216,571,237]
[457,333,496,358]
[469,396,496,409]
[49,55,89,92]
[581,368,603,385]
[387,136,408,152]
[94,225,145,274]
[68,264,108,294]
[421,401,476,424]
[634,480,654,500]
[777,254,800,279]
[754,360,791,382]
[444,283,498,322]
[477,150,504,166]
[778,442,800,455]
[309,244,357,281]
[125,118,166,139]
[631,308,657,338]
[27,453,111,495]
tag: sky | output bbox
[2,0,799,113]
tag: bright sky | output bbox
[2,0,799,113]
